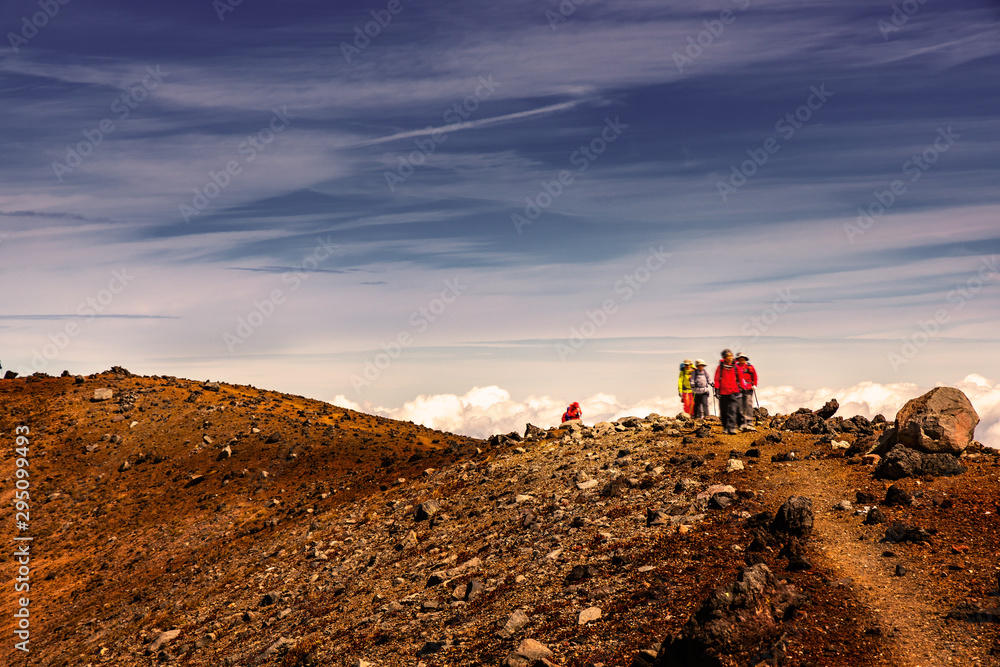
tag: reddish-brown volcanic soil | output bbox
[1,370,998,667]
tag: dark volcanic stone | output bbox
[655,564,806,667]
[873,445,966,480]
[770,496,813,540]
[883,484,912,506]
[815,399,840,420]
[669,454,705,469]
[856,490,878,505]
[565,564,600,585]
[780,537,813,571]
[863,507,887,525]
[882,522,934,544]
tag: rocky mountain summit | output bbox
[1,372,998,667]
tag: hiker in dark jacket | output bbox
[689,359,712,419]
[736,353,758,430]
[713,349,741,434]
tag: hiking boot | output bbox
[741,426,757,432]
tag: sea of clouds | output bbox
[333,374,1000,449]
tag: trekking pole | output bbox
[753,389,760,409]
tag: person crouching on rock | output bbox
[562,401,582,423]
[678,359,694,416]
[689,359,712,420]
[714,349,741,434]
[736,353,758,431]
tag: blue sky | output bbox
[2,0,999,441]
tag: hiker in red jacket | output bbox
[736,353,758,430]
[713,349,741,434]
[562,402,582,423]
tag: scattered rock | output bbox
[725,459,745,473]
[770,496,813,540]
[414,500,440,522]
[499,609,530,638]
[882,522,934,544]
[578,606,602,625]
[815,399,840,419]
[601,476,628,498]
[873,445,966,480]
[883,484,912,506]
[863,507,887,525]
[524,423,545,439]
[417,641,445,656]
[779,536,812,570]
[565,564,600,585]
[148,629,181,653]
[93,388,114,401]
[656,564,806,667]
[946,600,1000,622]
[504,638,555,667]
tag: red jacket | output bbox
[737,363,757,391]
[714,361,741,396]
[562,403,582,422]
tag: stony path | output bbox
[764,458,987,667]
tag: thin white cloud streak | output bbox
[333,374,1000,448]
[354,101,586,147]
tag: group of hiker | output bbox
[679,350,758,434]
[559,350,758,436]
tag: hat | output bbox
[736,352,748,360]
[682,359,693,366]
[695,359,706,366]
[571,402,580,408]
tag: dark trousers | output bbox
[693,393,710,419]
[738,390,754,426]
[720,393,740,432]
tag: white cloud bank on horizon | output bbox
[333,374,1000,449]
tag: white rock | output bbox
[578,606,602,625]
[726,459,745,473]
